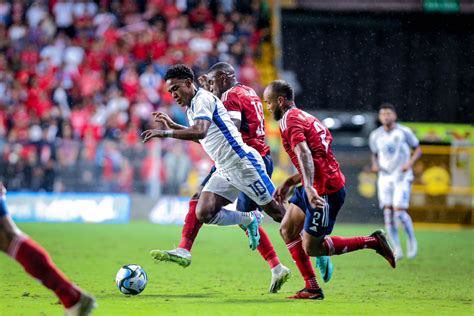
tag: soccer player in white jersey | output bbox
[369,103,422,260]
[141,64,286,253]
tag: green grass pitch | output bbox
[0,222,472,315]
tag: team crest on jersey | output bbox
[385,144,396,154]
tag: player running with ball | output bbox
[264,80,396,299]
[146,62,291,293]
[142,65,291,291]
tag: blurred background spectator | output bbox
[0,0,270,193]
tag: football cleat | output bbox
[371,229,396,268]
[394,247,404,261]
[269,265,292,293]
[150,248,192,268]
[288,288,324,300]
[407,239,418,259]
[316,256,333,283]
[245,211,262,251]
[64,291,97,316]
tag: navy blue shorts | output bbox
[0,200,8,217]
[289,186,346,237]
[200,154,274,212]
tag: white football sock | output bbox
[384,208,401,250]
[208,209,254,226]
[395,210,416,243]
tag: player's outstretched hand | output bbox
[305,186,326,209]
[141,129,170,143]
[153,112,176,129]
[274,182,292,205]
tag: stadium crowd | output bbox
[0,0,271,193]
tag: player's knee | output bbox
[302,235,326,257]
[279,225,297,243]
[195,209,209,224]
[302,243,315,256]
[195,205,216,224]
[303,243,325,257]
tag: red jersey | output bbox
[280,108,345,195]
[221,84,270,157]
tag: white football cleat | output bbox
[394,247,404,261]
[269,264,292,293]
[65,291,97,316]
[407,239,418,259]
[150,248,192,267]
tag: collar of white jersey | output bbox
[383,123,399,133]
[189,88,205,111]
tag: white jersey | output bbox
[369,124,419,177]
[186,88,254,170]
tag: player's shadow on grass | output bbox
[122,293,219,299]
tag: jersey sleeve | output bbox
[286,114,307,150]
[403,127,420,148]
[223,91,242,121]
[192,93,215,122]
[368,131,378,154]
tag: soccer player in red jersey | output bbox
[150,63,291,293]
[263,80,396,299]
[0,183,96,315]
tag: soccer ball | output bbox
[115,264,148,295]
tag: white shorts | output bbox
[377,172,413,209]
[202,150,274,206]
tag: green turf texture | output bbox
[0,222,472,315]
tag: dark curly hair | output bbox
[269,80,294,101]
[164,64,195,82]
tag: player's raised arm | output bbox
[141,119,211,143]
[294,141,326,209]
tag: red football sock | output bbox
[255,226,280,269]
[178,199,202,251]
[8,235,80,308]
[323,236,379,256]
[286,237,320,290]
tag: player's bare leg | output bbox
[197,191,262,250]
[260,199,285,223]
[151,190,262,266]
[394,207,417,259]
[280,204,324,299]
[302,230,396,268]
[0,186,96,315]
